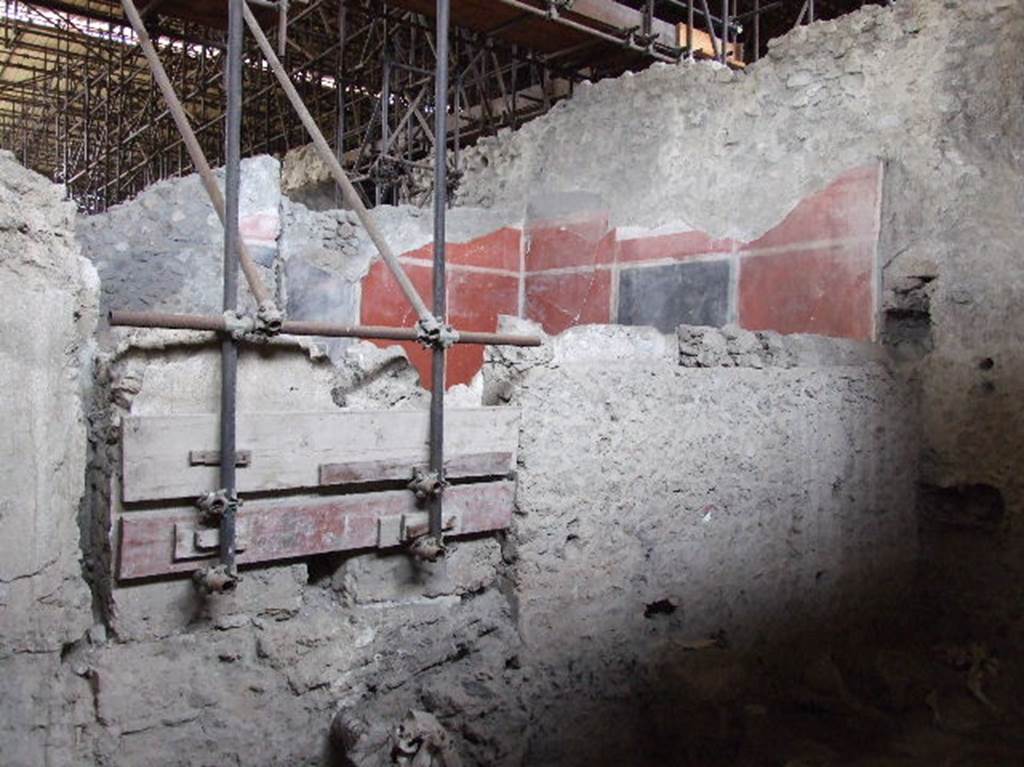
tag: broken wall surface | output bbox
[0,151,99,764]
[29,319,917,767]
[458,0,1024,641]
[78,157,282,318]
[76,333,528,767]
[77,156,525,385]
[492,323,917,764]
[1,145,921,763]
[82,150,885,391]
[77,156,368,366]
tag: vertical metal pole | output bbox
[754,0,760,62]
[429,0,450,543]
[687,0,694,59]
[453,75,461,176]
[335,0,347,208]
[511,50,518,130]
[809,0,815,23]
[720,0,728,63]
[103,35,112,209]
[378,52,390,206]
[83,43,91,189]
[731,0,738,64]
[452,32,460,178]
[220,0,243,581]
[277,0,289,57]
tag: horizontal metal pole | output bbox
[109,310,543,347]
[655,0,745,33]
[493,0,679,62]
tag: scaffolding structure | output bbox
[0,0,804,212]
[110,0,548,589]
[0,0,888,586]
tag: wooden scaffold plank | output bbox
[121,407,520,503]
[118,480,515,580]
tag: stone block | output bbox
[336,538,502,604]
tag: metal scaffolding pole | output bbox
[428,0,450,548]
[211,0,245,593]
[10,0,736,211]
[721,0,728,62]
[108,310,542,347]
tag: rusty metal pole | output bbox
[277,0,289,57]
[335,0,346,208]
[721,0,728,63]
[108,310,542,347]
[687,0,694,59]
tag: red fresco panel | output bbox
[361,259,519,387]
[526,214,613,272]
[362,257,431,329]
[742,164,882,253]
[446,270,520,386]
[403,228,522,272]
[738,243,875,340]
[360,166,881,354]
[525,269,612,335]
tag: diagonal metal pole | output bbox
[120,0,278,324]
[241,0,433,324]
[429,0,450,545]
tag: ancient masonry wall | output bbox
[487,321,917,765]
[454,0,1024,641]
[102,153,883,389]
[9,0,1020,760]
[0,151,99,763]
[3,156,918,766]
